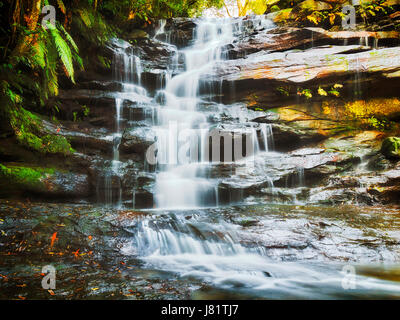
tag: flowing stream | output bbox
[99,17,400,299]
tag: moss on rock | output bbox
[0,163,54,196]
[381,137,400,160]
[7,105,73,156]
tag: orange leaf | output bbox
[50,232,58,248]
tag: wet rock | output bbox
[369,185,400,204]
[54,90,116,122]
[271,124,326,152]
[89,117,110,127]
[77,81,123,92]
[120,127,156,155]
[134,190,154,209]
[0,168,91,200]
[234,217,259,227]
[381,137,400,160]
[310,187,377,205]
[163,18,197,48]
[274,151,361,188]
[367,153,392,171]
[41,171,92,198]
[251,112,281,124]
[224,27,329,58]
[66,132,114,155]
[95,172,122,204]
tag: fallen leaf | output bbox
[72,249,80,258]
[50,232,58,248]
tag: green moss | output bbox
[42,135,73,155]
[0,163,53,191]
[381,137,400,160]
[20,131,44,151]
[7,105,73,155]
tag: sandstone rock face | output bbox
[213,45,400,84]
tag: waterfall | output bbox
[152,19,236,209]
[101,44,145,207]
[100,17,400,298]
[149,18,275,209]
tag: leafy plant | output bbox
[276,86,290,96]
[297,88,312,99]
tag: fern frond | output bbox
[77,9,93,27]
[31,36,47,69]
[45,39,60,96]
[49,27,75,83]
[58,23,79,52]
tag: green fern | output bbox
[49,27,75,83]
[58,23,79,52]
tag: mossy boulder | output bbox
[8,106,73,155]
[381,137,400,160]
[0,164,90,199]
[0,164,51,197]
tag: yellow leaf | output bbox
[318,87,328,96]
[329,13,335,25]
[307,14,319,25]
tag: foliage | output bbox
[367,116,391,131]
[318,87,328,96]
[381,137,400,159]
[0,163,53,189]
[276,86,290,96]
[345,98,400,119]
[265,0,395,28]
[298,88,313,99]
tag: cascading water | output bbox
[101,16,400,299]
[120,17,296,292]
[150,18,275,209]
[101,42,145,206]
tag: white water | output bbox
[152,18,275,209]
[103,44,147,206]
[109,17,400,298]
[121,211,400,298]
